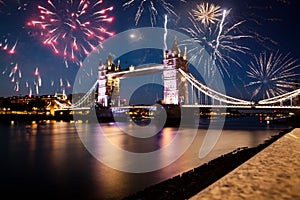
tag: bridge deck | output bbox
[55,104,300,111]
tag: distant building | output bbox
[54,89,67,101]
[0,93,72,116]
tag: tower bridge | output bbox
[64,38,300,113]
[97,38,190,107]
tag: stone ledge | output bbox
[190,128,300,200]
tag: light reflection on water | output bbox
[0,117,290,199]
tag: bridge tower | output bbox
[163,37,188,105]
[97,54,120,107]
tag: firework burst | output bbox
[123,0,186,26]
[183,4,251,78]
[28,0,114,66]
[192,2,222,27]
[245,51,300,100]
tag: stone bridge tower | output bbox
[163,37,188,105]
[97,54,120,107]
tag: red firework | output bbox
[28,0,114,64]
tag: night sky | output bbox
[0,0,300,102]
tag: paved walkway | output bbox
[190,128,300,200]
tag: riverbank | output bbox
[121,128,293,200]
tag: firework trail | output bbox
[5,63,22,92]
[123,0,186,26]
[163,15,168,50]
[35,83,39,95]
[0,38,18,55]
[66,79,72,88]
[38,75,42,87]
[2,68,7,75]
[182,3,251,78]
[0,0,39,95]
[60,78,63,87]
[215,9,227,58]
[239,0,293,52]
[28,0,114,66]
[32,66,42,95]
[47,78,71,93]
[34,67,39,76]
[14,81,20,92]
[28,87,32,97]
[0,0,29,55]
[245,51,300,100]
[3,62,34,94]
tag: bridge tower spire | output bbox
[163,37,189,105]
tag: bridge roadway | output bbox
[54,104,300,112]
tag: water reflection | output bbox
[0,118,290,199]
[76,121,200,173]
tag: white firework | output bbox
[183,7,251,78]
[192,2,222,27]
[245,51,300,99]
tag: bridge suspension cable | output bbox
[70,81,99,109]
[178,69,252,105]
[56,81,98,109]
[258,88,300,105]
[67,67,299,109]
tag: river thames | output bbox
[0,117,290,199]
